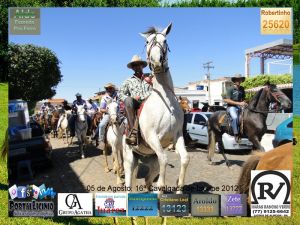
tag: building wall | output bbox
[177,78,232,107]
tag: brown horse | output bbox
[51,110,60,138]
[179,97,191,113]
[237,142,293,211]
[38,111,50,133]
[91,111,102,146]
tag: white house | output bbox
[175,77,233,108]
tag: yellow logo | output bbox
[260,8,292,35]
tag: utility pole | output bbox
[203,61,214,106]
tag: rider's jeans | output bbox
[228,106,240,135]
[98,114,110,142]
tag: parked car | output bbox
[185,112,253,150]
[8,121,52,181]
[272,117,293,147]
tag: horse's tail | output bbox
[207,118,215,161]
[237,153,264,194]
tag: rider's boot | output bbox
[234,135,241,143]
[125,118,139,146]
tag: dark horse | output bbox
[207,83,291,167]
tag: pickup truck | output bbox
[8,121,52,181]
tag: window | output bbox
[185,114,193,123]
[193,114,207,125]
[287,122,293,128]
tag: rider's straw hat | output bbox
[127,55,147,69]
[104,83,116,89]
[231,74,245,82]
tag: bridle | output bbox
[247,86,285,114]
[146,33,170,73]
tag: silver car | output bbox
[185,112,253,150]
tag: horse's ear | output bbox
[139,32,148,39]
[162,23,172,36]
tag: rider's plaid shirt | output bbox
[119,75,152,102]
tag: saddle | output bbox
[218,108,244,137]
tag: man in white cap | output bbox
[223,74,247,143]
[119,55,152,145]
[98,83,118,150]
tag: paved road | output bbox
[31,134,274,195]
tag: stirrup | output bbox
[128,128,138,137]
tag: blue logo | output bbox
[128,193,158,217]
[17,186,27,199]
[39,184,56,199]
[104,198,115,209]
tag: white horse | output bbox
[123,23,190,198]
[57,110,71,144]
[75,105,88,158]
[103,101,125,185]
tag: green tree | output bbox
[8,44,62,105]
[242,74,292,100]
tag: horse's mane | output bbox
[143,26,159,35]
[249,88,264,108]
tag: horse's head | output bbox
[76,105,86,122]
[107,101,119,124]
[265,84,291,110]
[180,99,190,113]
[140,23,172,74]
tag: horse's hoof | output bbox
[209,161,216,165]
[105,167,110,173]
[81,155,85,159]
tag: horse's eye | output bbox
[146,41,149,44]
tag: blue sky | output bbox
[9,8,292,102]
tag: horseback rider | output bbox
[56,101,70,132]
[223,74,248,143]
[98,83,118,150]
[88,99,99,112]
[68,93,91,137]
[119,55,152,146]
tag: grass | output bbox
[0,82,299,224]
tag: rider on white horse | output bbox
[68,93,91,137]
[98,83,118,150]
[119,55,152,145]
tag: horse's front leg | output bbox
[249,136,265,152]
[123,142,138,190]
[146,134,167,196]
[174,134,190,194]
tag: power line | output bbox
[203,61,214,105]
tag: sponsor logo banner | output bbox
[251,170,291,216]
[8,184,56,217]
[128,193,158,217]
[57,193,93,216]
[159,194,189,217]
[191,194,220,217]
[221,194,247,216]
[95,193,127,216]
